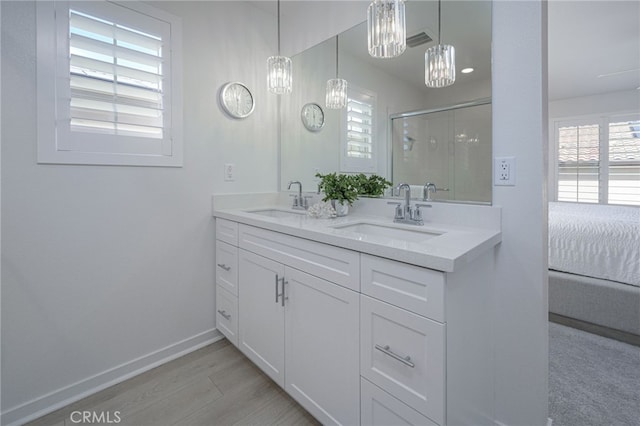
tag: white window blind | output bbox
[341,87,377,173]
[69,9,164,139]
[36,1,183,167]
[555,115,640,206]
[608,120,640,205]
[557,123,600,203]
[346,98,373,159]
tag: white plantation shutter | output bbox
[69,9,164,139]
[557,123,600,203]
[346,98,373,159]
[554,114,640,206]
[36,1,183,166]
[608,120,640,206]
[341,87,377,172]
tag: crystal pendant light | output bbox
[267,0,292,94]
[326,36,347,109]
[425,0,455,88]
[367,0,406,58]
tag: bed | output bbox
[548,202,640,341]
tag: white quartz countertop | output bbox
[213,195,501,272]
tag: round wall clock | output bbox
[219,82,255,119]
[301,103,325,132]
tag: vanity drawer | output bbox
[216,285,238,346]
[361,254,445,322]
[238,224,360,291]
[361,295,445,425]
[216,241,238,295]
[216,218,239,246]
[361,378,439,426]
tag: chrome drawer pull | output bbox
[217,263,231,271]
[275,275,286,305]
[375,344,415,368]
[217,309,231,320]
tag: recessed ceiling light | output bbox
[461,68,474,74]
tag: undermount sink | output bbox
[332,222,442,243]
[247,208,307,219]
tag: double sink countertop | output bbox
[212,193,502,273]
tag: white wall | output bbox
[0,1,278,424]
[281,1,366,57]
[549,89,640,119]
[492,1,548,425]
[2,1,550,425]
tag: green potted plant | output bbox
[315,172,358,216]
[353,173,392,197]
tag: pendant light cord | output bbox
[437,0,442,44]
[277,0,281,55]
[335,36,339,78]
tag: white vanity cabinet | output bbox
[214,216,495,426]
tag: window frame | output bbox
[36,0,183,167]
[552,112,640,206]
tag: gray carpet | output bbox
[549,322,640,426]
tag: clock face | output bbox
[220,82,255,119]
[301,103,325,132]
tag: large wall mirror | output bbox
[280,1,492,203]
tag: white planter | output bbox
[331,200,350,217]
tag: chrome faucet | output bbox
[387,183,432,225]
[287,181,308,210]
[395,183,412,219]
[423,182,437,201]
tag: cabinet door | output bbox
[238,249,285,387]
[284,267,360,426]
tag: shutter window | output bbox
[346,98,373,159]
[69,9,164,139]
[557,124,600,203]
[608,120,640,206]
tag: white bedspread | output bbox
[548,202,640,287]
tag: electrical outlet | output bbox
[224,163,235,181]
[494,156,516,186]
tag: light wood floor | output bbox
[27,339,320,426]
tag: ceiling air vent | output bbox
[406,32,432,48]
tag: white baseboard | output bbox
[494,418,553,426]
[1,328,223,426]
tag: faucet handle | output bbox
[302,195,313,209]
[387,201,404,220]
[289,193,300,207]
[413,203,432,222]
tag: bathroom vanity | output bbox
[212,193,501,426]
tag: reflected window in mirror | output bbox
[341,86,377,173]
